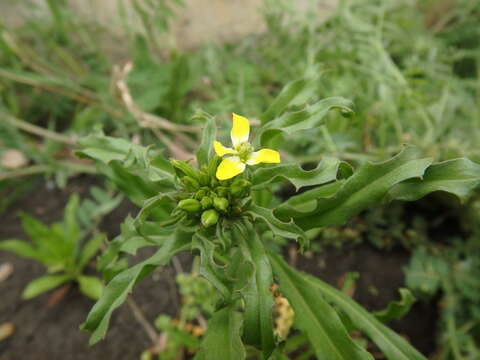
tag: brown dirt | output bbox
[0,177,188,360]
[0,176,436,359]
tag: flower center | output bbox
[236,142,254,161]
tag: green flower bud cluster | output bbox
[170,157,252,228]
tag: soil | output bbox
[0,176,437,359]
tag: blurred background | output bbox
[0,0,479,359]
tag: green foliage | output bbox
[276,147,433,230]
[373,289,416,323]
[388,158,480,202]
[0,192,120,299]
[3,1,479,357]
[269,253,374,360]
[194,305,245,360]
[82,229,191,344]
[77,109,480,358]
[404,240,480,358]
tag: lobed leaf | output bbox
[251,157,348,191]
[387,158,480,202]
[77,131,175,204]
[373,288,416,323]
[233,222,275,356]
[191,233,232,300]
[260,70,321,125]
[246,204,307,248]
[82,229,191,344]
[259,97,354,147]
[287,147,433,230]
[269,253,374,360]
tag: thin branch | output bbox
[0,161,97,182]
[113,62,200,134]
[0,164,50,181]
[127,297,159,344]
[3,113,77,145]
[171,256,184,274]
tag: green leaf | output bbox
[63,194,81,244]
[289,147,433,230]
[269,253,374,360]
[196,116,217,168]
[260,71,321,124]
[134,193,176,228]
[22,274,72,299]
[289,259,427,360]
[77,131,175,204]
[404,247,449,296]
[251,157,346,191]
[78,276,104,300]
[0,240,40,260]
[191,232,231,300]
[155,315,201,350]
[373,288,416,323]
[82,229,191,344]
[233,222,275,356]
[97,216,173,277]
[388,158,480,202]
[195,305,246,360]
[275,182,343,220]
[78,234,105,269]
[259,97,353,147]
[246,204,307,247]
[18,213,72,266]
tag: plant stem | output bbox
[443,278,465,360]
[0,161,97,181]
[127,297,159,344]
[4,113,77,145]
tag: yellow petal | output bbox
[231,113,250,147]
[216,156,246,180]
[246,149,281,165]
[213,141,235,157]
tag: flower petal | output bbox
[231,113,250,147]
[216,156,246,180]
[213,141,236,157]
[246,149,281,165]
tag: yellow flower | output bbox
[214,113,280,180]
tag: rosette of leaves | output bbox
[0,191,122,300]
[77,77,480,359]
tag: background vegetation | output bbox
[1,0,479,359]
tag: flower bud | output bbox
[201,209,219,227]
[213,197,229,212]
[201,196,213,209]
[171,159,199,179]
[230,178,251,197]
[181,176,200,191]
[178,199,201,212]
[197,171,210,186]
[210,177,219,187]
[194,189,206,200]
[216,186,229,197]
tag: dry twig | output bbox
[113,62,198,160]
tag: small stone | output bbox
[1,149,28,169]
[0,323,14,342]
